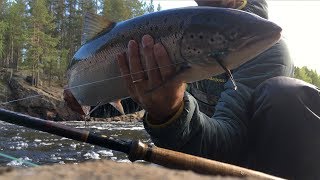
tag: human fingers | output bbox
[142,35,162,89]
[153,43,175,81]
[117,52,136,97]
[128,40,145,84]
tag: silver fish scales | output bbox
[67,6,281,108]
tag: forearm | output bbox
[143,91,248,164]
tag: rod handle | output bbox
[128,141,284,180]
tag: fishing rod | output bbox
[0,108,283,179]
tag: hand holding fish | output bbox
[117,35,186,124]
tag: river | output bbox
[0,121,151,167]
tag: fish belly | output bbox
[68,56,129,106]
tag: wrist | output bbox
[147,100,184,125]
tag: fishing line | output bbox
[0,54,237,106]
[215,58,237,90]
[65,61,185,91]
[84,101,102,128]
[0,94,43,105]
[208,53,238,90]
[0,61,185,106]
[0,152,39,167]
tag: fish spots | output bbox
[225,28,240,41]
[185,46,202,55]
[145,21,150,26]
[164,18,168,23]
[155,26,159,31]
[167,25,173,32]
[209,33,228,48]
[181,29,224,61]
[186,46,192,54]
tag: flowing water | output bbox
[0,120,151,168]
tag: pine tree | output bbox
[146,0,154,13]
[0,0,8,17]
[294,66,320,88]
[5,0,27,70]
[48,0,70,83]
[65,0,82,62]
[294,66,312,84]
[157,3,162,11]
[26,0,58,86]
[0,0,8,66]
[0,21,7,61]
[1,0,163,86]
[79,0,98,14]
[102,0,146,21]
[145,0,161,13]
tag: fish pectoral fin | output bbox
[110,100,125,115]
[82,12,116,44]
[81,106,91,116]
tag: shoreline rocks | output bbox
[0,69,142,122]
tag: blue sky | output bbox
[149,0,320,73]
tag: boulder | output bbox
[7,76,84,121]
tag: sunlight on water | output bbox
[0,121,150,168]
[7,157,33,167]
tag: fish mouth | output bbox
[224,29,282,69]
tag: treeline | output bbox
[294,66,320,88]
[0,0,160,86]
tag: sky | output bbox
[148,0,320,73]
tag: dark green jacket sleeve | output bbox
[143,39,294,165]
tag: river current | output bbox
[0,121,151,167]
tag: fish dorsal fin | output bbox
[82,12,115,44]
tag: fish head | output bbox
[179,7,282,79]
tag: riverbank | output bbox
[0,68,143,122]
[0,159,242,180]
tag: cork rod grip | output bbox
[128,141,284,180]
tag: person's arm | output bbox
[143,39,294,165]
